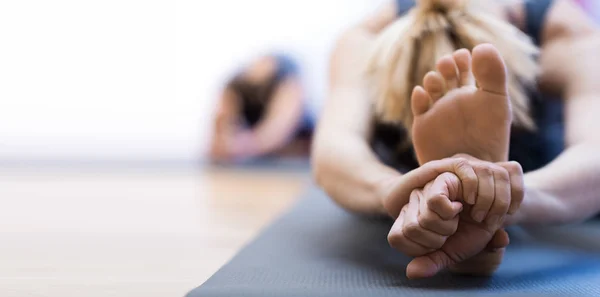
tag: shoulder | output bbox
[501,0,597,45]
[541,0,598,44]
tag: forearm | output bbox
[314,4,402,216]
[238,119,299,157]
[511,25,600,225]
[236,79,304,158]
[312,129,401,216]
[508,143,600,225]
[212,88,241,140]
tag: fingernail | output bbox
[487,215,500,226]
[474,211,486,223]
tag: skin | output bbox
[312,0,600,276]
[411,45,511,166]
[412,45,516,220]
[209,56,306,161]
[395,170,513,279]
[400,45,518,277]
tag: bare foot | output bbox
[409,44,513,277]
[411,44,512,165]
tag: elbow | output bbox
[310,144,329,190]
[310,133,340,194]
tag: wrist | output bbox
[377,170,413,218]
[503,178,565,226]
[375,174,401,217]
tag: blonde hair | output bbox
[366,0,539,138]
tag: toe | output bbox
[411,86,431,116]
[423,71,445,102]
[472,43,508,95]
[436,55,459,90]
[453,48,475,86]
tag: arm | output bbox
[312,2,404,215]
[234,77,305,158]
[508,0,600,225]
[209,88,240,160]
[313,1,487,216]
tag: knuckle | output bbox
[387,231,404,249]
[418,212,436,229]
[507,161,524,174]
[455,159,477,183]
[427,192,446,206]
[480,166,493,177]
[494,167,510,183]
[404,222,421,238]
[454,158,469,170]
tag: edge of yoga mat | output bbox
[187,186,600,297]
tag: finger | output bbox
[407,249,456,279]
[419,176,461,236]
[485,166,511,227]
[388,206,434,257]
[471,165,495,223]
[499,161,524,215]
[451,159,478,206]
[404,194,448,249]
[384,158,477,217]
[426,172,464,219]
[418,204,460,236]
[486,229,510,250]
[447,248,505,276]
[419,158,477,205]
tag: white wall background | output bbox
[0,0,384,161]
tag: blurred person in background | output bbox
[313,0,600,279]
[575,0,600,22]
[209,53,314,163]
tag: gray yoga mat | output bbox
[187,186,600,297]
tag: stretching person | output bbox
[209,54,313,162]
[312,0,600,278]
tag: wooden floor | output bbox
[0,166,309,297]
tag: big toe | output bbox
[472,44,508,95]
